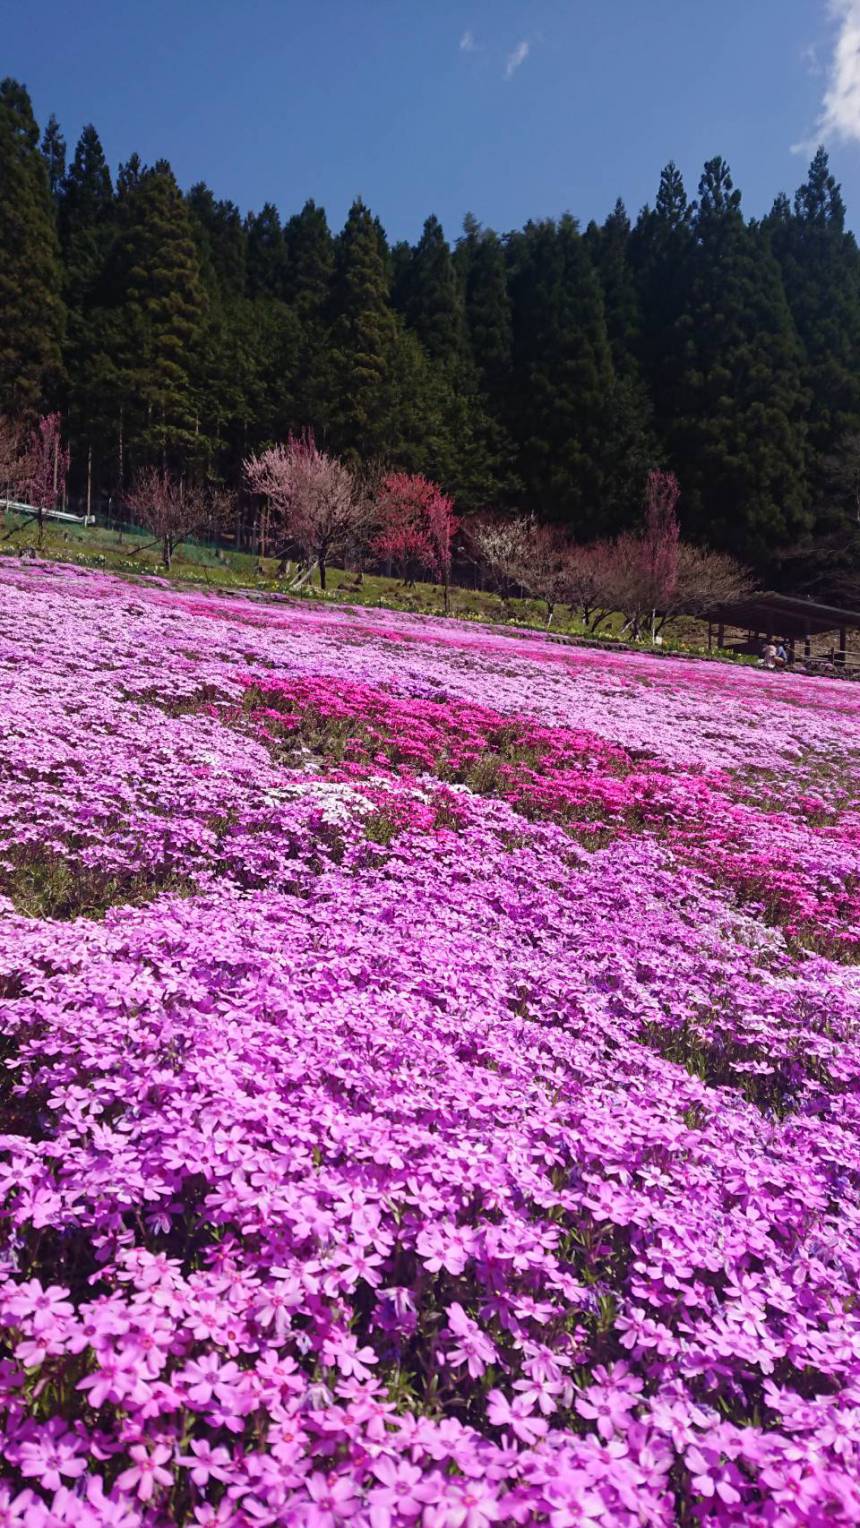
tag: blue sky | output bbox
[3,0,860,240]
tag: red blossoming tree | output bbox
[373,472,459,611]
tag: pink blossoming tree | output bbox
[245,432,371,590]
[23,413,70,546]
[125,467,234,570]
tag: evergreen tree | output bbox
[40,113,66,203]
[284,199,334,316]
[507,215,619,531]
[186,183,258,475]
[584,199,640,379]
[60,127,114,282]
[283,199,335,429]
[116,153,144,198]
[456,215,513,403]
[452,216,521,504]
[327,197,403,460]
[399,215,465,366]
[767,149,860,504]
[58,125,116,478]
[0,79,65,419]
[671,157,809,561]
[246,202,287,300]
[629,162,694,445]
[187,183,246,300]
[106,159,207,469]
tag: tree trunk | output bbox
[318,554,327,591]
[163,535,172,569]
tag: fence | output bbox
[0,497,255,571]
[0,498,96,526]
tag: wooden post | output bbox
[804,620,811,659]
[839,625,847,666]
[707,621,713,651]
[86,445,92,524]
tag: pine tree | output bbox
[672,157,809,562]
[58,124,116,481]
[186,183,258,476]
[507,215,618,531]
[450,216,521,505]
[0,80,65,420]
[327,198,402,460]
[284,200,334,317]
[40,114,66,203]
[629,162,694,446]
[106,159,207,469]
[584,199,640,379]
[187,183,246,300]
[246,202,287,300]
[767,149,860,501]
[60,125,114,308]
[399,215,465,366]
[456,215,513,403]
[282,199,335,431]
[116,153,144,198]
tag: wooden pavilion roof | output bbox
[703,592,860,639]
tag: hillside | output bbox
[1,563,859,1524]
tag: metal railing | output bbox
[0,498,96,525]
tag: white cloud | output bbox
[798,1,860,151]
[460,29,476,52]
[504,39,530,79]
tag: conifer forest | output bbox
[3,76,860,592]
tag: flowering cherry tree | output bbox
[23,413,70,546]
[641,468,681,638]
[372,472,459,609]
[469,513,567,623]
[125,467,234,570]
[0,417,23,499]
[244,432,370,590]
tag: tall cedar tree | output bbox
[328,198,402,461]
[187,184,246,300]
[455,215,513,405]
[629,162,694,447]
[245,202,287,300]
[395,214,515,507]
[0,80,65,420]
[59,126,116,474]
[671,157,808,561]
[186,183,269,476]
[106,160,206,470]
[507,215,617,532]
[40,114,66,204]
[283,200,336,429]
[584,199,641,379]
[767,150,860,513]
[399,215,465,366]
